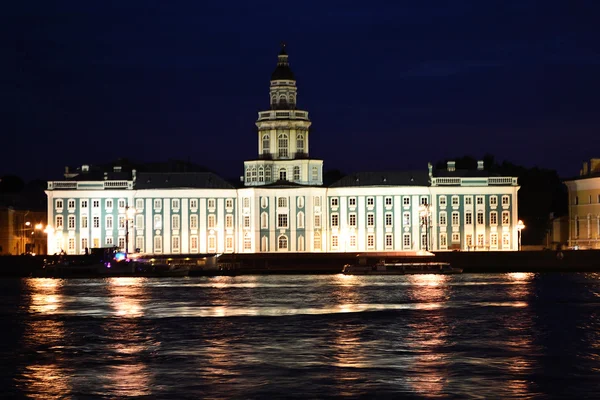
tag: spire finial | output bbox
[279,41,287,55]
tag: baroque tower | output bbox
[243,45,323,186]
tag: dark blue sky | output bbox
[8,1,600,181]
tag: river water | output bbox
[1,273,600,399]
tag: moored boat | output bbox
[342,261,462,275]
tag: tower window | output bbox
[278,134,288,158]
[296,134,304,153]
[262,134,270,154]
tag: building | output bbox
[45,47,520,255]
[0,207,47,255]
[564,159,600,249]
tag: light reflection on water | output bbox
[4,273,600,398]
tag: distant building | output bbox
[0,207,47,255]
[45,46,521,255]
[564,159,600,249]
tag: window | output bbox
[136,199,144,210]
[490,212,498,225]
[81,215,88,229]
[68,200,75,209]
[172,215,180,230]
[225,236,233,252]
[68,238,75,253]
[314,196,321,207]
[106,199,113,209]
[172,199,180,209]
[440,233,447,248]
[314,232,321,250]
[367,197,374,207]
[245,168,251,183]
[56,199,63,209]
[208,236,216,252]
[403,212,410,225]
[502,195,510,206]
[278,133,288,158]
[477,234,484,247]
[278,214,288,228]
[349,235,356,248]
[243,197,250,208]
[81,200,88,209]
[81,238,88,252]
[293,166,300,181]
[262,134,270,154]
[118,237,125,249]
[250,166,257,182]
[279,168,287,181]
[312,166,318,181]
[106,236,113,246]
[265,166,272,182]
[477,212,484,225]
[502,233,510,247]
[93,200,100,208]
[296,134,304,152]
[490,196,497,206]
[278,197,288,208]
[403,197,410,206]
[367,234,374,249]
[331,198,338,207]
[476,196,484,205]
[297,212,304,228]
[136,215,144,230]
[421,234,427,248]
[208,214,216,229]
[118,199,126,209]
[385,234,393,248]
[367,213,374,227]
[385,197,392,206]
[349,198,356,207]
[154,236,162,252]
[331,235,339,249]
[93,216,100,228]
[452,196,459,206]
[331,214,339,227]
[172,236,180,252]
[466,212,473,225]
[349,213,357,227]
[56,215,63,229]
[154,199,161,209]
[421,197,428,205]
[439,212,447,226]
[491,233,498,247]
[465,197,472,206]
[135,236,144,253]
[439,196,446,207]
[106,216,113,229]
[452,232,460,243]
[226,215,233,229]
[225,199,233,209]
[154,215,162,229]
[403,233,411,248]
[314,214,321,228]
[278,235,288,250]
[385,213,392,227]
[244,235,252,250]
[466,234,473,248]
[502,211,510,225]
[208,199,216,209]
[452,212,459,226]
[68,215,75,229]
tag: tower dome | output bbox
[270,44,295,81]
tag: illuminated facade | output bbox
[45,47,521,255]
[564,159,600,249]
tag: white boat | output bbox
[342,262,462,275]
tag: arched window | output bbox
[279,168,287,181]
[251,166,257,182]
[293,166,300,181]
[278,235,288,250]
[296,134,304,153]
[278,133,288,158]
[258,166,264,182]
[265,166,271,182]
[262,134,270,154]
[245,167,251,183]
[279,95,287,107]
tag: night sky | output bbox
[8,1,600,182]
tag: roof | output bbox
[271,45,295,81]
[329,171,430,188]
[135,172,235,189]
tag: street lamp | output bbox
[516,220,525,251]
[419,203,431,252]
[125,205,136,255]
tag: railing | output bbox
[435,178,461,185]
[104,181,130,189]
[48,180,132,190]
[257,110,309,121]
[489,177,517,185]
